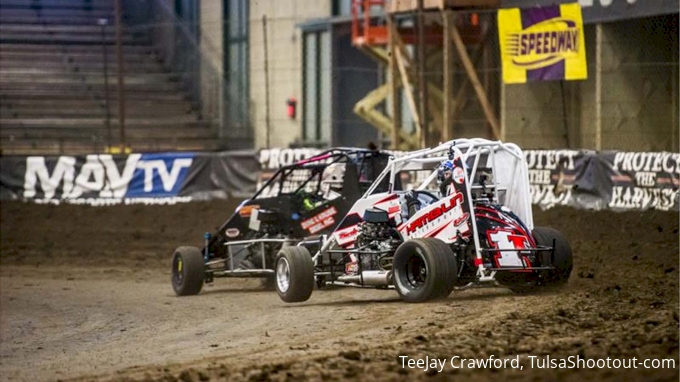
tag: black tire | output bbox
[392,238,458,303]
[171,246,205,296]
[508,227,573,293]
[534,226,573,286]
[275,246,314,303]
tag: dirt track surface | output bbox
[1,201,678,382]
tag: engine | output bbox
[336,208,403,287]
[357,220,398,247]
[354,208,402,271]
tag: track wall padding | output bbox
[1,148,677,211]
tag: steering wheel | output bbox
[413,190,439,206]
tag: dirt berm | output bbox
[0,201,678,381]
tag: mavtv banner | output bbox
[0,151,259,206]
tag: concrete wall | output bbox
[199,0,223,71]
[249,0,331,149]
[332,23,381,147]
[147,0,223,133]
[199,0,223,130]
[501,15,679,151]
[452,15,502,143]
[599,15,678,152]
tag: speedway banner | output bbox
[0,151,259,206]
[502,0,680,24]
[498,3,588,83]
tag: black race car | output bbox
[171,148,391,295]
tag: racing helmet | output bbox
[436,159,455,196]
[320,163,345,200]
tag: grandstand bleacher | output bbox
[0,0,219,154]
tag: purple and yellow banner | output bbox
[498,3,588,84]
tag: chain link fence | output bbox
[248,9,677,152]
[0,2,676,154]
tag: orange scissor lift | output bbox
[350,0,501,150]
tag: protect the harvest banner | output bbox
[525,150,679,211]
[498,3,588,83]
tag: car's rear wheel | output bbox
[534,226,573,286]
[275,246,314,303]
[507,227,573,293]
[171,246,205,296]
[392,238,457,303]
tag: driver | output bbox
[302,194,317,211]
[437,159,455,197]
[300,164,345,211]
[401,159,456,219]
[320,163,344,201]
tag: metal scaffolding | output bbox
[351,0,501,150]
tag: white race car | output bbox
[274,139,573,303]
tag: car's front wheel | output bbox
[171,246,205,296]
[275,246,314,303]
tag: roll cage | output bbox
[252,148,390,200]
[208,147,391,265]
[364,138,532,228]
[311,139,535,283]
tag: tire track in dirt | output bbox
[1,202,677,381]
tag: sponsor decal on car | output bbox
[301,206,338,234]
[339,226,359,241]
[238,204,260,217]
[345,261,359,275]
[225,228,240,238]
[453,212,470,227]
[452,167,465,184]
[486,227,529,268]
[335,224,360,246]
[406,193,464,235]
